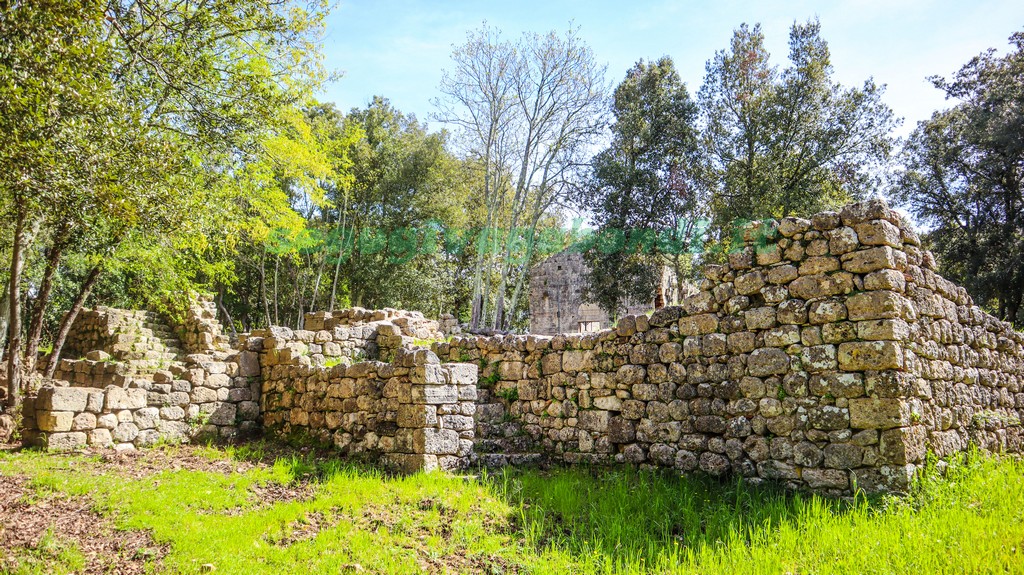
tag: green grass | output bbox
[1,445,1022,574]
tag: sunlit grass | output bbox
[0,444,1021,574]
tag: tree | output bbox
[581,57,702,319]
[698,20,897,235]
[0,0,330,405]
[435,24,607,330]
[894,31,1024,324]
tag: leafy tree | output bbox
[0,0,330,403]
[698,20,897,235]
[581,57,701,319]
[894,31,1024,324]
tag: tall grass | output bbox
[1,446,1021,574]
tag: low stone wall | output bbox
[258,345,477,472]
[23,350,260,450]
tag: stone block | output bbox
[855,219,902,247]
[71,412,97,431]
[879,425,927,464]
[112,422,140,443]
[411,384,458,405]
[385,453,439,473]
[744,307,777,330]
[846,291,906,321]
[748,348,790,377]
[44,432,87,451]
[838,341,903,371]
[842,246,902,273]
[237,351,260,377]
[397,404,437,428]
[413,428,459,455]
[678,314,719,336]
[37,387,89,412]
[856,319,909,341]
[578,410,610,432]
[207,403,237,426]
[849,398,912,429]
[134,407,160,429]
[88,428,113,446]
[803,468,849,489]
[105,387,147,410]
[37,411,73,432]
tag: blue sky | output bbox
[318,0,1024,137]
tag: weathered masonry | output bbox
[22,199,1024,494]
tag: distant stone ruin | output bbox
[21,199,1024,494]
[528,250,684,335]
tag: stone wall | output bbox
[429,200,1024,493]
[257,342,477,472]
[22,199,1024,493]
[23,298,261,450]
[177,295,231,353]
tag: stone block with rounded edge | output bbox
[748,348,790,377]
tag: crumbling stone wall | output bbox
[178,295,231,353]
[257,342,477,472]
[23,299,261,450]
[431,200,1024,493]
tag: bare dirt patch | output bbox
[0,475,167,574]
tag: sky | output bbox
[318,0,1024,138]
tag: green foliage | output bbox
[497,387,519,402]
[698,20,897,231]
[581,57,702,319]
[893,30,1024,325]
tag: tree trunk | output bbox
[5,210,29,407]
[215,286,237,338]
[273,254,280,326]
[25,239,66,373]
[0,290,10,361]
[259,249,272,327]
[44,265,101,379]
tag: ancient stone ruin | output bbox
[20,199,1024,494]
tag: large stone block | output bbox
[37,411,73,432]
[413,428,459,455]
[105,387,147,410]
[855,219,902,247]
[43,432,87,451]
[578,410,610,432]
[410,384,458,405]
[237,351,260,377]
[37,387,89,412]
[842,246,904,273]
[678,314,719,336]
[849,398,912,429]
[838,341,904,371]
[748,348,790,377]
[879,425,927,464]
[397,404,437,428]
[846,291,907,321]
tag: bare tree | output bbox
[435,24,607,330]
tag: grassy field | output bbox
[0,443,1022,575]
